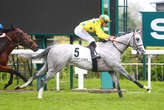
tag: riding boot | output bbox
[89,42,100,59]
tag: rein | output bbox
[4,32,20,47]
[111,35,132,53]
[111,32,143,53]
[112,43,123,53]
[0,33,12,41]
[5,34,12,41]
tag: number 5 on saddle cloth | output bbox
[72,45,99,72]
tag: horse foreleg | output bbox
[110,72,123,98]
[114,65,149,91]
[0,65,27,88]
[9,69,27,82]
[3,74,13,89]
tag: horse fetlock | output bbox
[15,86,21,90]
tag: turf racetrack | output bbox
[0,80,164,110]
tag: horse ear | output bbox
[133,29,137,33]
[136,29,141,33]
[132,29,135,32]
[10,25,16,31]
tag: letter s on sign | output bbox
[151,18,164,39]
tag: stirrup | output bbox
[92,55,101,59]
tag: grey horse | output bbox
[16,31,149,99]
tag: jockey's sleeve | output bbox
[95,25,110,40]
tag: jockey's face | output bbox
[101,20,108,27]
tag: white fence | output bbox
[122,63,164,80]
[1,49,164,92]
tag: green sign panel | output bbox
[142,12,164,46]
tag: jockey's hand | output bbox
[110,36,116,39]
[106,36,117,42]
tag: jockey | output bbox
[0,24,4,34]
[0,24,6,38]
[74,14,113,59]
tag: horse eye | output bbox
[136,38,140,41]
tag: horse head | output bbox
[128,30,145,55]
[6,26,39,51]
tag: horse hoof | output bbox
[15,86,21,90]
[119,93,123,98]
[38,96,43,99]
[119,95,123,98]
[3,84,8,90]
[146,87,152,92]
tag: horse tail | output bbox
[31,46,51,59]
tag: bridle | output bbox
[1,28,38,51]
[5,34,12,42]
[112,32,143,54]
[131,33,144,54]
[4,30,24,46]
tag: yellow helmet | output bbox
[99,14,110,22]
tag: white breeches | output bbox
[74,25,95,43]
[0,33,6,38]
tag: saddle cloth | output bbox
[72,45,98,72]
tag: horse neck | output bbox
[114,33,132,53]
[7,42,17,55]
[5,32,19,54]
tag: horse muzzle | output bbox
[31,45,39,51]
[23,41,39,51]
[138,49,145,55]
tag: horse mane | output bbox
[117,32,132,37]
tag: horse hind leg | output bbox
[38,70,56,99]
[110,72,123,98]
[38,64,66,99]
[15,63,48,89]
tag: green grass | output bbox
[0,79,164,110]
